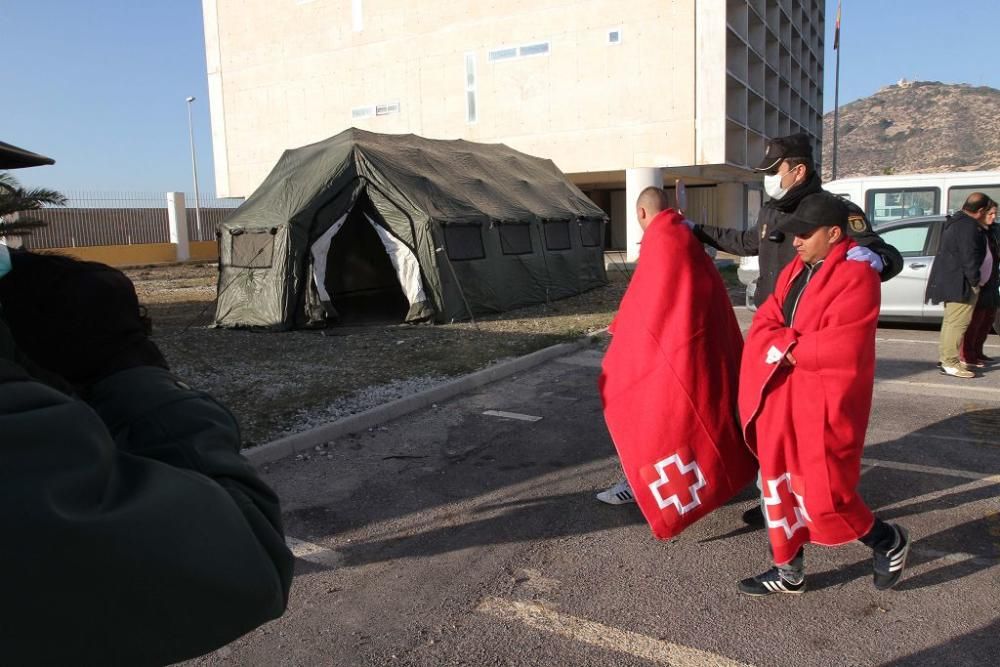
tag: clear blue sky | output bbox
[6,0,1000,194]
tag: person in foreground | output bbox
[0,247,295,665]
[600,187,756,540]
[737,192,910,596]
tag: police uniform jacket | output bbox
[693,178,903,307]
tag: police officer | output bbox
[692,133,903,308]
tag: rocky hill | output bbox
[821,80,1000,180]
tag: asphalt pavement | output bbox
[188,309,1000,667]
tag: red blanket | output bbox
[739,241,879,564]
[600,210,755,539]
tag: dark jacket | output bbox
[976,226,1000,309]
[0,354,295,665]
[926,210,988,304]
[693,178,903,307]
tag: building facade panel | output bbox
[204,0,824,250]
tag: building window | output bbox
[499,223,533,255]
[518,42,550,57]
[488,47,518,63]
[489,41,551,62]
[444,224,485,261]
[352,105,375,120]
[607,28,622,45]
[543,221,571,250]
[465,53,477,123]
[352,101,399,121]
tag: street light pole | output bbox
[185,96,203,234]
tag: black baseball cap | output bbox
[754,133,813,172]
[777,192,849,236]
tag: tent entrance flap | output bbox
[309,206,427,324]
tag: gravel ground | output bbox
[125,262,744,447]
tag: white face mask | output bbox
[763,173,788,201]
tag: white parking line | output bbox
[881,430,1000,449]
[482,410,543,422]
[875,379,1000,399]
[477,597,754,667]
[915,547,995,567]
[876,337,1000,348]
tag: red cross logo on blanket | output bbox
[647,455,706,515]
[762,473,810,539]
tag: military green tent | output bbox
[215,128,608,329]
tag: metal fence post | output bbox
[167,192,190,262]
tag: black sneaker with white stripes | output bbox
[738,567,806,596]
[873,524,910,590]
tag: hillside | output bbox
[821,80,1000,180]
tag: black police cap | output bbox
[754,133,814,172]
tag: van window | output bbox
[865,188,939,225]
[947,185,1000,214]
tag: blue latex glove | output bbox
[846,245,884,273]
[0,244,10,280]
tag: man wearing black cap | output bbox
[691,133,902,308]
[737,192,909,596]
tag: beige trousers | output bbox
[939,287,980,367]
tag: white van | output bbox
[737,171,1000,316]
[824,170,1000,225]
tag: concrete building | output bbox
[203,0,825,258]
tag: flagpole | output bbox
[831,1,841,181]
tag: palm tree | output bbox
[0,171,67,237]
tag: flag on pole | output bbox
[834,0,842,50]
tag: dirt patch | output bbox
[125,262,745,447]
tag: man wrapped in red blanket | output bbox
[737,192,911,596]
[600,187,756,539]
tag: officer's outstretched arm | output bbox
[0,362,294,667]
